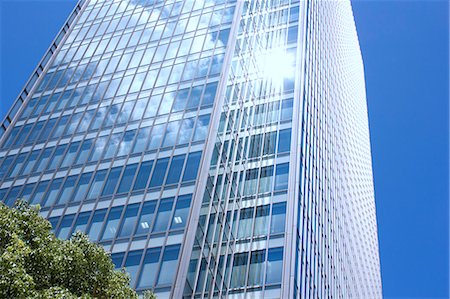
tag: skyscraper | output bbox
[0,0,382,298]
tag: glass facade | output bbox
[0,0,382,298]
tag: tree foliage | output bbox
[0,201,141,298]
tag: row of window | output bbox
[49,194,191,242]
[0,111,208,181]
[0,151,201,208]
[186,247,284,294]
[111,244,181,290]
[23,78,217,126]
[74,0,234,48]
[217,98,293,136]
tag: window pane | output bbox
[100,206,123,240]
[111,252,125,269]
[166,155,185,185]
[87,170,107,199]
[157,245,180,285]
[57,214,75,239]
[30,181,49,205]
[182,151,201,182]
[101,166,122,196]
[274,163,289,190]
[48,144,67,170]
[153,198,174,232]
[118,204,139,238]
[170,195,191,230]
[278,129,291,153]
[133,161,153,190]
[43,178,63,207]
[270,203,286,234]
[230,252,248,288]
[135,201,156,235]
[132,126,150,154]
[281,98,293,121]
[137,247,161,289]
[238,208,253,239]
[149,158,168,188]
[60,142,81,168]
[73,212,90,234]
[58,176,77,205]
[117,164,138,193]
[254,205,269,236]
[87,209,107,241]
[5,187,21,207]
[193,114,210,141]
[259,166,274,194]
[72,172,93,202]
[266,247,283,284]
[124,250,143,288]
[248,250,265,286]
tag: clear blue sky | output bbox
[0,1,448,298]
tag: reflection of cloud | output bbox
[40,0,231,145]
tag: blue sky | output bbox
[0,1,448,298]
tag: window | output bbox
[135,201,156,235]
[193,114,210,141]
[259,166,274,194]
[30,181,49,205]
[166,155,185,185]
[57,214,75,239]
[238,208,253,239]
[102,166,122,196]
[100,206,123,241]
[124,250,143,288]
[34,147,53,172]
[266,247,283,284]
[43,178,63,207]
[248,250,265,286]
[60,142,81,168]
[274,163,289,190]
[230,252,248,288]
[137,247,161,289]
[281,98,293,121]
[58,176,77,205]
[243,168,258,196]
[87,209,107,241]
[5,186,21,207]
[87,170,107,199]
[118,204,139,238]
[263,133,276,156]
[178,118,194,144]
[73,212,90,234]
[8,153,26,178]
[153,198,174,232]
[270,203,286,234]
[111,252,125,269]
[103,133,121,159]
[75,140,93,164]
[157,245,180,285]
[132,126,150,154]
[72,172,92,202]
[20,183,36,204]
[48,144,67,170]
[254,205,269,236]
[133,161,153,190]
[162,120,181,147]
[21,151,39,175]
[149,158,168,188]
[278,129,291,153]
[170,195,191,229]
[117,164,138,193]
[148,124,164,150]
[182,151,201,181]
